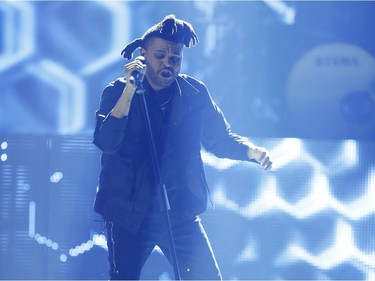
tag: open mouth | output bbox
[160,69,173,78]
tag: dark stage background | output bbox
[0,1,374,280]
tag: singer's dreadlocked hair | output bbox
[121,14,199,60]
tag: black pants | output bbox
[106,205,222,280]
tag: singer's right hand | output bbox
[125,56,146,93]
[110,56,147,119]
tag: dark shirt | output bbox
[93,74,253,233]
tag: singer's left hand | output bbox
[247,145,272,171]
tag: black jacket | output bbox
[93,74,252,233]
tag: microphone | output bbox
[129,56,145,85]
[129,70,142,85]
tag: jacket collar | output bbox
[175,75,199,96]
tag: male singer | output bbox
[93,14,272,280]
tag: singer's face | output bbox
[142,37,183,92]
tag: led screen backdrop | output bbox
[0,0,374,280]
[1,1,375,139]
[0,135,374,280]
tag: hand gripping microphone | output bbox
[129,56,145,86]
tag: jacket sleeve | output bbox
[93,79,128,154]
[198,83,255,162]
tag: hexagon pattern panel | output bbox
[0,135,374,280]
[1,1,375,138]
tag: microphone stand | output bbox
[136,79,182,280]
